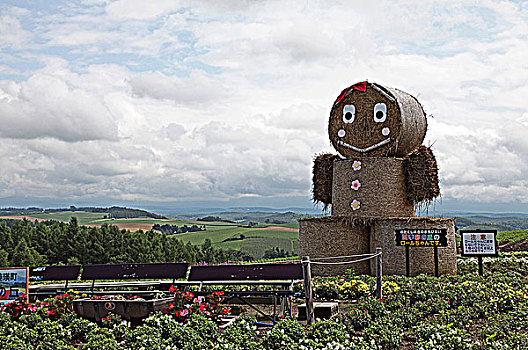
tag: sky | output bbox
[0,0,527,213]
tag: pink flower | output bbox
[351,200,361,211]
[352,160,362,171]
[180,309,189,317]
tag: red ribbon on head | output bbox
[335,81,367,104]
[351,81,367,92]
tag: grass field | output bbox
[497,229,528,243]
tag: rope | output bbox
[309,253,381,265]
[310,253,378,261]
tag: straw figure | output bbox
[300,81,456,277]
[312,81,440,216]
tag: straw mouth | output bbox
[337,138,391,153]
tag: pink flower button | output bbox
[351,200,361,210]
[352,160,361,171]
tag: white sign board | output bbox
[0,267,29,305]
[461,230,498,256]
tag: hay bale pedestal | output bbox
[299,217,456,276]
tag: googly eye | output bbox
[374,103,387,123]
[343,104,355,123]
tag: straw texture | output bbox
[331,158,415,217]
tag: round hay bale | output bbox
[329,81,427,158]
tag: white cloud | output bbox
[0,15,32,50]
[0,73,118,141]
[0,0,527,208]
[105,0,180,20]
[129,71,230,105]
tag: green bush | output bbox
[307,319,350,346]
[341,308,371,331]
[82,330,120,350]
[168,326,208,350]
[185,314,219,343]
[364,317,403,350]
[414,322,472,350]
[261,318,305,350]
[217,314,259,350]
[67,317,98,343]
[123,324,163,349]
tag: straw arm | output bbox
[312,153,339,208]
[403,145,440,206]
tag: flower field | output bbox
[1,253,528,349]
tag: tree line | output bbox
[0,218,252,268]
[152,223,206,235]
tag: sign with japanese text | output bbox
[461,230,498,257]
[0,267,29,305]
[395,229,448,247]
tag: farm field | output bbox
[175,226,300,257]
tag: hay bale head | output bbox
[329,81,427,158]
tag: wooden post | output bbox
[405,245,410,277]
[301,256,314,324]
[375,248,382,299]
[478,256,483,276]
[434,246,439,277]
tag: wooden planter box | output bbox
[73,297,173,324]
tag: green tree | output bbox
[0,249,8,267]
[10,238,42,267]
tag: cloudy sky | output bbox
[0,0,527,213]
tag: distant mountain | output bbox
[165,206,322,217]
[453,213,528,232]
[0,206,167,220]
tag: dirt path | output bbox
[0,215,42,222]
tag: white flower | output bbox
[351,180,361,190]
